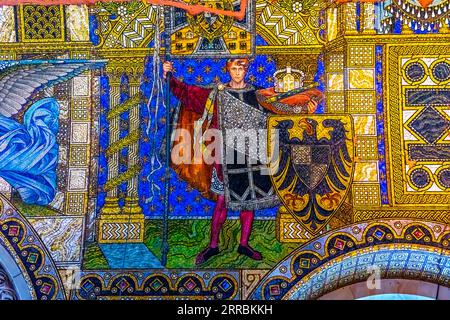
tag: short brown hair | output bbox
[226,58,249,71]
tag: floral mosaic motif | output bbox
[98,0,144,19]
[277,0,317,14]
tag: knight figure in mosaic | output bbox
[163,58,324,264]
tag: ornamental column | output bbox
[98,51,146,244]
[124,74,142,214]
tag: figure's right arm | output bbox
[163,61,210,114]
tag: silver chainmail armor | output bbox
[217,88,280,211]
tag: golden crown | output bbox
[274,65,305,93]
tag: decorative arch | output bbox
[249,219,449,300]
[0,194,66,300]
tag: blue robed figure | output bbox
[0,60,104,205]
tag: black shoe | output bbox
[195,247,219,265]
[237,245,262,260]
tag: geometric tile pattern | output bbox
[71,99,90,121]
[241,270,270,300]
[69,146,89,167]
[66,193,86,215]
[255,1,323,46]
[348,91,376,113]
[100,221,143,242]
[407,106,450,144]
[352,184,380,206]
[348,45,374,67]
[72,270,240,300]
[21,5,64,41]
[327,53,344,73]
[94,2,156,49]
[394,52,450,200]
[355,136,378,160]
[277,209,327,243]
[327,92,346,113]
[67,73,92,217]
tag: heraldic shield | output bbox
[187,0,235,42]
[268,115,354,234]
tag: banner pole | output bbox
[161,4,172,268]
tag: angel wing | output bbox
[0,59,105,118]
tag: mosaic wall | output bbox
[0,0,448,301]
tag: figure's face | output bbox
[228,62,247,84]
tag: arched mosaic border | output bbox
[249,219,449,300]
[73,270,240,300]
[0,195,66,300]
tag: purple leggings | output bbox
[209,195,254,248]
